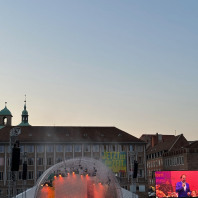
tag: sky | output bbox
[0,1,198,140]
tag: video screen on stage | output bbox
[155,171,198,197]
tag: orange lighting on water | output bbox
[54,176,56,178]
[59,174,62,177]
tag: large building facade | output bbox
[0,102,147,198]
[141,133,197,187]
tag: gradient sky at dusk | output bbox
[0,1,198,140]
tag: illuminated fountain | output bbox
[34,158,123,198]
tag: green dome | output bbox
[22,109,28,115]
[0,106,12,116]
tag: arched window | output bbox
[3,117,7,125]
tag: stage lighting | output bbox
[43,181,53,187]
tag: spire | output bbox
[24,95,26,110]
[5,102,7,107]
[18,95,31,126]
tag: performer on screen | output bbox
[176,174,191,197]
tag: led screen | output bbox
[155,171,198,197]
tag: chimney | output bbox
[151,133,159,147]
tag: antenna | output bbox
[175,130,176,136]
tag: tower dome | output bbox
[18,96,31,126]
[0,102,12,127]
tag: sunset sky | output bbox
[0,1,198,140]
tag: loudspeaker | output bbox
[22,162,27,180]
[11,147,20,171]
[133,160,138,178]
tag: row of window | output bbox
[3,156,88,167]
[164,156,184,166]
[0,171,38,181]
[0,145,144,153]
[147,151,164,160]
[147,159,163,168]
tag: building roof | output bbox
[185,140,198,148]
[18,122,31,127]
[0,126,145,143]
[147,135,181,154]
[0,106,12,116]
[140,134,175,141]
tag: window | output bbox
[93,145,99,152]
[28,158,34,166]
[0,146,4,153]
[137,146,143,152]
[26,145,34,153]
[56,157,62,163]
[37,158,43,166]
[84,145,90,152]
[0,172,3,180]
[20,145,24,153]
[47,158,53,166]
[139,185,145,192]
[138,169,144,178]
[37,171,43,178]
[118,145,123,151]
[46,145,54,153]
[181,156,184,165]
[18,171,22,180]
[129,145,133,152]
[28,171,34,180]
[0,157,4,166]
[56,145,63,152]
[138,157,142,164]
[101,145,108,152]
[65,145,72,152]
[37,145,44,153]
[7,172,13,180]
[109,145,116,152]
[74,145,81,152]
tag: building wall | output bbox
[147,157,163,186]
[0,142,147,197]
